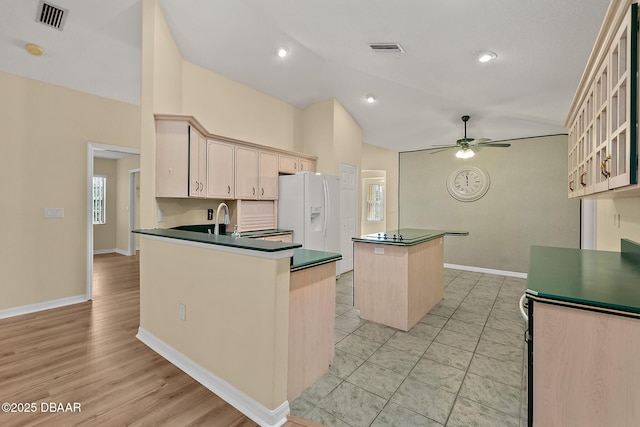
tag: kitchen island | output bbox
[525,240,640,427]
[352,229,460,331]
[133,228,340,427]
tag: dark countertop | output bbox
[526,243,640,315]
[134,228,340,272]
[352,228,467,246]
[291,249,342,272]
[133,228,301,253]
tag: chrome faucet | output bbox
[214,203,229,235]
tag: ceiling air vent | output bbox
[37,1,68,31]
[369,43,405,53]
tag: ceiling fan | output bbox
[430,115,511,158]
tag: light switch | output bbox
[44,208,64,218]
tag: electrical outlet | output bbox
[374,247,384,255]
[179,303,186,321]
[208,209,214,221]
[158,208,164,223]
[44,208,64,218]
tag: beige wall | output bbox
[139,237,290,410]
[595,197,640,250]
[93,158,118,251]
[0,71,140,310]
[400,135,580,273]
[361,143,399,233]
[182,62,302,152]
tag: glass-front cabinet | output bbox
[566,2,637,198]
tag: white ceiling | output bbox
[1,0,611,152]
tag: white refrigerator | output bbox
[278,173,341,256]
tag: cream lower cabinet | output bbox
[206,139,235,199]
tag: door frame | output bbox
[128,168,141,256]
[87,143,140,300]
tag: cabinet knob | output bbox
[569,180,574,192]
[580,172,587,187]
[252,187,256,195]
[300,163,304,171]
[261,187,264,196]
[227,185,231,194]
[600,155,611,178]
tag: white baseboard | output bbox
[444,263,528,279]
[136,327,289,427]
[0,295,87,320]
[93,248,130,256]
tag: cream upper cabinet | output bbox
[206,139,235,199]
[298,157,316,173]
[156,120,188,197]
[259,151,278,199]
[279,154,298,174]
[189,127,207,198]
[566,2,638,198]
[235,146,259,199]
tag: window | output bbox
[364,181,384,222]
[93,176,106,224]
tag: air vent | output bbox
[369,43,405,53]
[37,1,68,31]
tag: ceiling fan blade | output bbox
[477,143,511,147]
[428,147,454,154]
[430,144,458,148]
[474,138,491,143]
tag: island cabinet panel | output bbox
[287,261,336,401]
[531,302,640,427]
[206,139,235,199]
[353,237,444,331]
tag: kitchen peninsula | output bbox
[352,229,465,331]
[133,228,341,427]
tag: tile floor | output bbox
[290,268,529,427]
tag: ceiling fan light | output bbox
[277,47,289,58]
[456,148,475,159]
[477,51,497,63]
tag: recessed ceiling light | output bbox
[365,94,377,103]
[277,47,289,58]
[477,51,497,63]
[25,43,43,56]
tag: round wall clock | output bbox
[446,166,490,202]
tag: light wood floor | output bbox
[0,253,321,427]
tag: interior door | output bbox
[339,163,357,274]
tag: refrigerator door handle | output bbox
[322,178,329,237]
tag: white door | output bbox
[339,163,357,274]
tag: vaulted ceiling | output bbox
[1,0,611,151]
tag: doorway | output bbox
[339,162,358,274]
[87,143,140,300]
